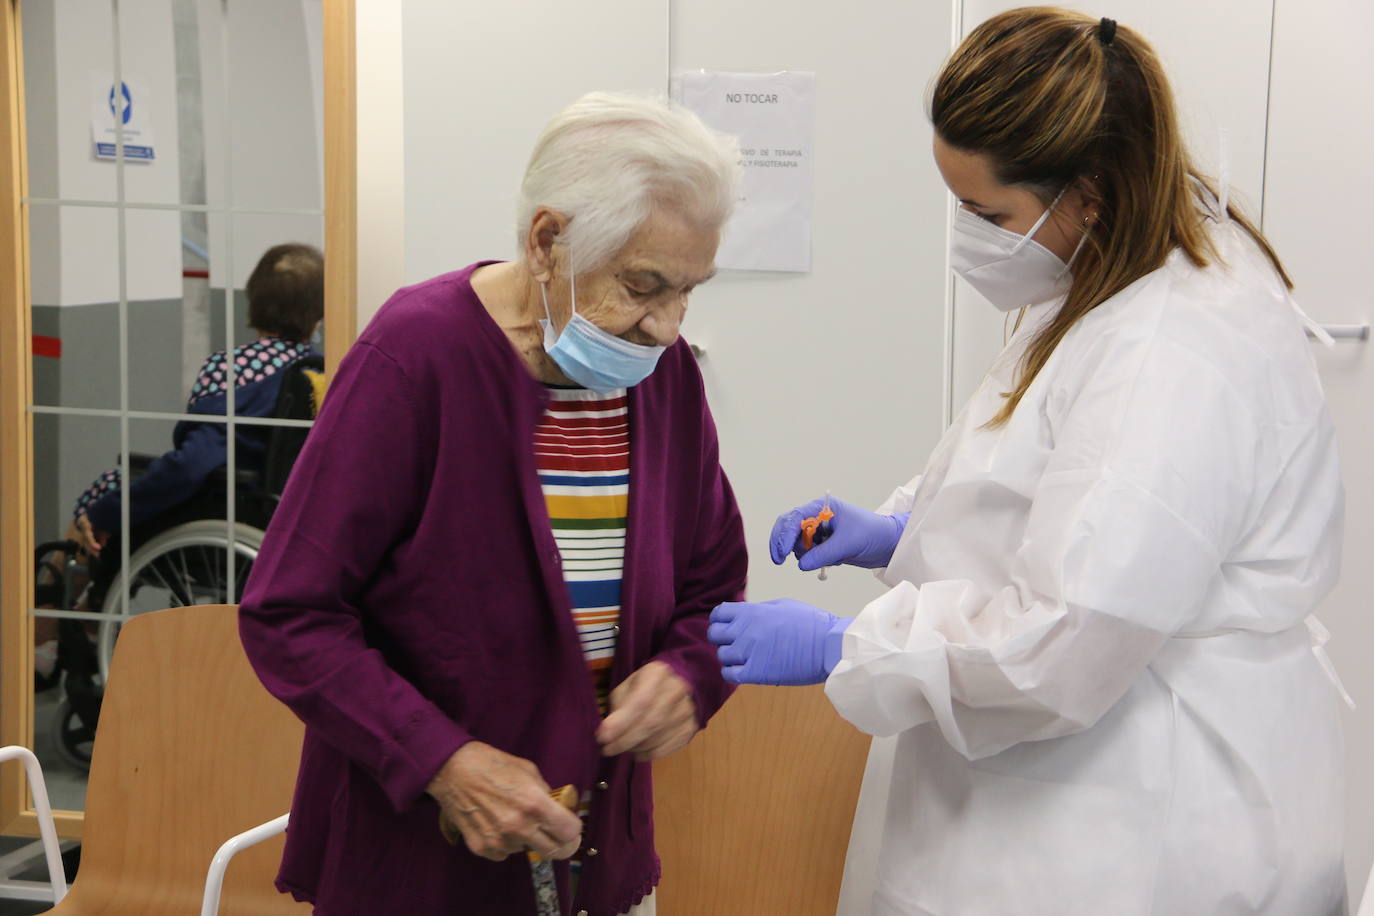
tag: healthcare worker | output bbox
[709,8,1349,914]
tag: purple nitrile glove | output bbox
[708,599,853,686]
[769,496,911,571]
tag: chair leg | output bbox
[200,813,289,916]
[0,746,70,903]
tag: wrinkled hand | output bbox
[596,661,698,762]
[709,599,852,686]
[769,497,910,571]
[426,741,582,862]
[70,514,108,557]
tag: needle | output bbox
[818,490,832,581]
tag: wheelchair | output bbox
[33,355,323,771]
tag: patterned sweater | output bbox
[77,337,317,532]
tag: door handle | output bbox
[1307,324,1369,341]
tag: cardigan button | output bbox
[577,911,589,916]
[612,624,621,635]
[596,781,609,791]
[586,847,599,857]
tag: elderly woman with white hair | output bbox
[238,93,747,916]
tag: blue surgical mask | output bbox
[539,263,666,392]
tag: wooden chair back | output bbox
[654,684,872,915]
[51,604,308,915]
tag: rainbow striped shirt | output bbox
[535,386,629,717]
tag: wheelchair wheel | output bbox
[96,520,264,680]
[51,697,95,772]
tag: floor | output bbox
[0,837,79,914]
[31,687,89,812]
[0,684,87,913]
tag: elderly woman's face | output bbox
[551,209,720,348]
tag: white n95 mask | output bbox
[950,188,1084,312]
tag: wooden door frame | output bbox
[0,0,46,841]
[0,0,357,839]
[323,0,357,379]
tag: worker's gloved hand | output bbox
[709,599,853,686]
[769,497,911,571]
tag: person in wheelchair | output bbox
[35,243,324,676]
[69,242,324,565]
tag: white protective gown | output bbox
[827,214,1350,915]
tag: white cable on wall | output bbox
[941,0,963,431]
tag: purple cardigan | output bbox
[238,264,747,915]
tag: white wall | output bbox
[222,0,320,215]
[1264,0,1374,903]
[401,1,670,292]
[24,0,182,306]
[208,0,323,288]
[23,0,322,305]
[354,0,405,327]
[300,0,324,199]
[22,0,60,306]
[666,7,954,913]
[669,0,952,609]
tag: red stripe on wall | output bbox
[32,335,61,359]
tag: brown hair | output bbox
[246,243,324,343]
[931,7,1290,427]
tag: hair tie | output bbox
[1098,17,1117,45]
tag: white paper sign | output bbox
[672,70,815,273]
[91,73,156,161]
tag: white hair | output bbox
[517,92,741,274]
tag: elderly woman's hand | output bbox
[426,741,583,862]
[69,513,107,557]
[596,661,698,762]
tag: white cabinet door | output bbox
[1264,0,1374,905]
